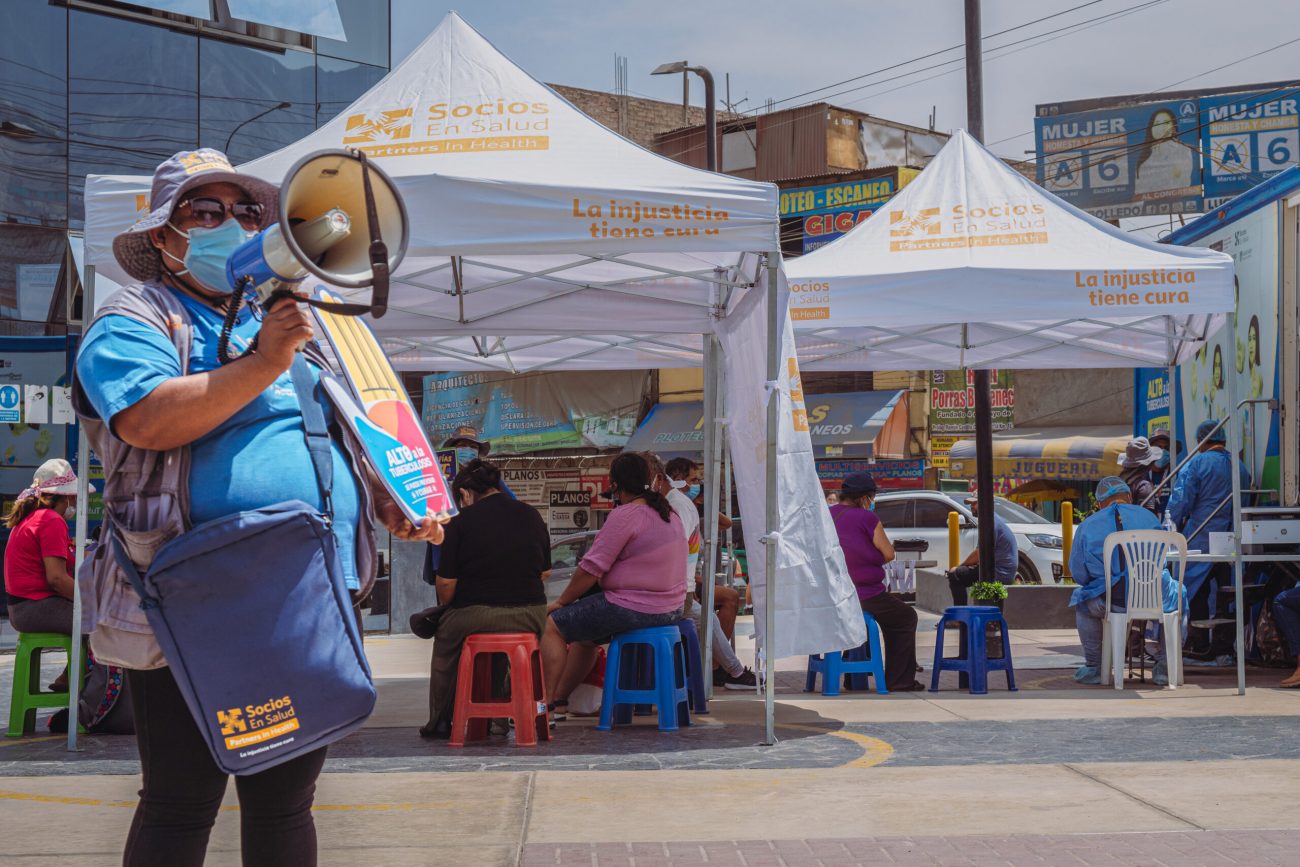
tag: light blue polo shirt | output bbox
[76,286,362,589]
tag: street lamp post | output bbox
[651,62,716,172]
[223,100,292,154]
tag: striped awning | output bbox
[947,426,1130,481]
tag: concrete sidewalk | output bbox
[3,620,1298,865]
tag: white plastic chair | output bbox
[1100,530,1187,690]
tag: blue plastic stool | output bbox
[929,606,1017,695]
[619,619,708,722]
[804,611,889,696]
[599,626,691,732]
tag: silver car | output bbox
[872,491,1065,585]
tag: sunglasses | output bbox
[175,196,264,230]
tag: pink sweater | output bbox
[579,503,686,614]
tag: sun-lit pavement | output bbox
[3,615,1300,866]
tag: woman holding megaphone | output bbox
[74,148,439,867]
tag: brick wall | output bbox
[550,84,722,150]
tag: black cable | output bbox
[216,279,248,365]
[758,0,1111,113]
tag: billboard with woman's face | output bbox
[1035,98,1202,220]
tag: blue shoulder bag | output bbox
[111,356,376,775]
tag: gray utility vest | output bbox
[72,281,379,637]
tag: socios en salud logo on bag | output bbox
[217,695,300,753]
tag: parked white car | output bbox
[872,491,1064,585]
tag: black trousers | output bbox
[124,667,327,867]
[860,592,919,690]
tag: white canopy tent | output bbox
[78,12,866,746]
[786,130,1234,373]
[785,130,1247,691]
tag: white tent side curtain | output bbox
[785,130,1236,370]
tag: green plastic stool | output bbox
[7,631,75,737]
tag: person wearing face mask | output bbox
[73,149,443,867]
[421,459,550,739]
[664,458,748,685]
[654,455,757,690]
[829,473,923,691]
[541,452,686,721]
[424,425,514,583]
[3,460,80,640]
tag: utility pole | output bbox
[965,0,997,587]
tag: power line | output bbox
[758,0,1112,113]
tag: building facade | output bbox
[0,0,391,332]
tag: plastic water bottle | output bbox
[1162,510,1176,533]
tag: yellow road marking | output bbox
[778,723,895,768]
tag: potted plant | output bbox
[969,581,1008,608]
[970,581,1009,657]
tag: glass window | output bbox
[913,498,959,529]
[68,11,199,228]
[121,0,211,16]
[0,226,67,331]
[0,0,68,227]
[316,0,388,67]
[872,499,911,528]
[226,0,344,40]
[549,540,587,570]
[199,39,315,164]
[316,56,386,127]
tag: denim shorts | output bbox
[549,592,682,644]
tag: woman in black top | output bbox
[421,460,550,739]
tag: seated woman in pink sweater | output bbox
[541,451,686,720]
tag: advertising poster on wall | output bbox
[780,172,916,255]
[1035,98,1202,219]
[1133,368,1173,440]
[422,371,641,454]
[928,369,1015,469]
[1177,201,1279,489]
[1201,89,1300,208]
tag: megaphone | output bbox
[224,148,408,320]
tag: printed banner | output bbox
[422,371,641,455]
[1036,98,1203,219]
[816,459,925,491]
[928,369,1015,436]
[1201,89,1300,207]
[1133,368,1173,440]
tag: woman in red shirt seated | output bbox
[4,459,79,637]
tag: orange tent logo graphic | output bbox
[343,109,414,144]
[888,207,942,237]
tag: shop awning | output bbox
[627,391,909,460]
[947,425,1129,481]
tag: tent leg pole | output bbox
[701,335,720,698]
[1226,312,1245,696]
[762,252,780,747]
[69,262,95,752]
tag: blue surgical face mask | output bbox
[1154,452,1170,469]
[455,447,480,466]
[686,484,702,500]
[162,218,253,294]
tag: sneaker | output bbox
[712,667,730,688]
[1152,660,1169,687]
[1073,665,1102,685]
[721,667,758,690]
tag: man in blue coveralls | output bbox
[1167,419,1246,650]
[1069,477,1181,686]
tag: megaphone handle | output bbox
[353,148,390,319]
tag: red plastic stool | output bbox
[449,632,549,747]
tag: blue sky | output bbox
[391,0,1298,157]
